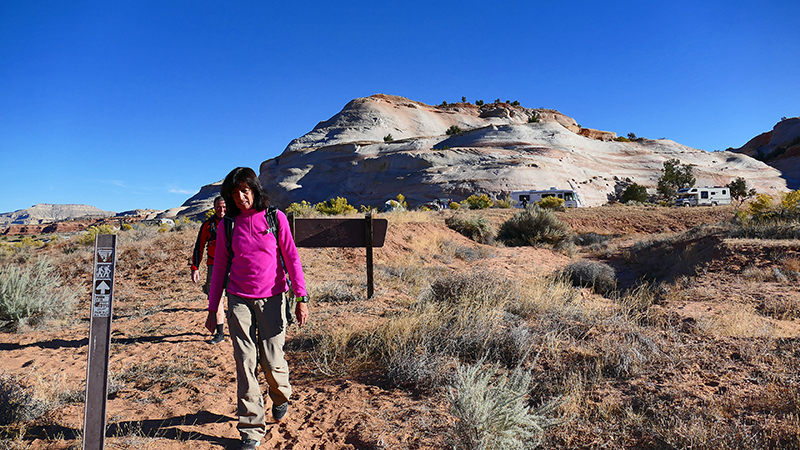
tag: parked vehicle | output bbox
[675,186,731,207]
[510,188,583,208]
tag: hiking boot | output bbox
[238,438,260,449]
[209,332,224,345]
[272,402,288,421]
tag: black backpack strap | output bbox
[266,206,296,326]
[223,216,234,289]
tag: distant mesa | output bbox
[0,203,115,226]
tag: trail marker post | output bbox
[288,212,387,299]
[82,234,117,450]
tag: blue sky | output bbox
[1,0,798,213]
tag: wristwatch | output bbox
[296,296,308,303]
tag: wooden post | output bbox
[83,234,117,450]
[365,211,374,299]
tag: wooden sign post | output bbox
[82,234,117,450]
[288,212,387,299]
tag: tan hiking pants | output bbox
[227,292,292,441]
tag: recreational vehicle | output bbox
[675,186,731,207]
[510,188,583,208]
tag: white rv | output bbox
[675,186,731,207]
[510,188,583,208]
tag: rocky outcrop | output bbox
[579,128,617,141]
[256,95,786,208]
[731,117,800,188]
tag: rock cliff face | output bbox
[254,94,787,208]
[731,117,800,188]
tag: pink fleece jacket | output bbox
[207,207,307,312]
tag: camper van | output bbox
[675,186,731,207]
[510,188,583,208]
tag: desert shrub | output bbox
[494,197,513,209]
[527,113,540,123]
[447,361,562,450]
[574,232,610,247]
[0,257,78,330]
[497,206,574,249]
[384,134,394,142]
[614,136,630,142]
[464,194,494,210]
[446,125,463,135]
[450,201,461,211]
[312,281,361,303]
[657,158,695,201]
[76,224,117,246]
[394,194,409,209]
[561,260,617,295]
[621,183,648,203]
[537,196,565,210]
[445,214,495,244]
[0,373,50,426]
[171,218,199,233]
[287,200,316,217]
[315,197,356,215]
[116,354,209,394]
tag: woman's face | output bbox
[233,183,254,211]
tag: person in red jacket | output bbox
[191,196,227,344]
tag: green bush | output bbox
[561,260,617,295]
[446,125,463,136]
[464,194,494,210]
[497,206,574,249]
[287,200,316,217]
[537,196,565,210]
[495,197,513,209]
[657,158,695,201]
[76,224,117,246]
[314,197,356,215]
[384,134,394,142]
[621,183,648,203]
[445,214,495,244]
[0,257,78,329]
[450,201,461,211]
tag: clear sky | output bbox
[1,0,798,214]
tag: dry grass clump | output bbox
[0,373,51,428]
[497,206,574,251]
[560,260,617,296]
[445,214,495,244]
[116,353,210,395]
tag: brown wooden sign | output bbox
[288,213,387,298]
[290,217,387,248]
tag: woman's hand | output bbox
[295,302,309,327]
[205,311,217,334]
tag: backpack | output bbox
[222,206,295,326]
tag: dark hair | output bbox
[213,195,224,205]
[220,167,269,217]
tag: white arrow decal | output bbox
[96,281,111,295]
